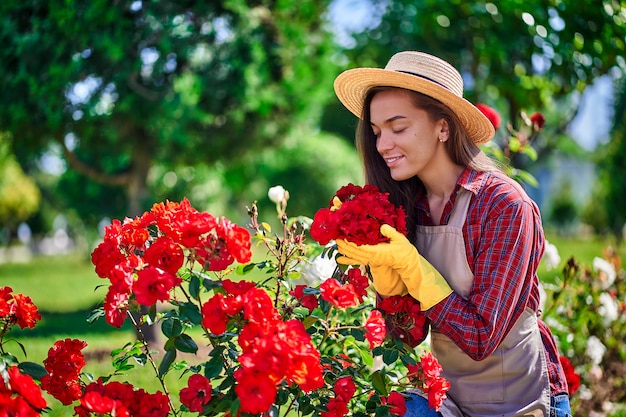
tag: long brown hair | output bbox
[355,87,500,241]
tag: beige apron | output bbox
[412,188,550,417]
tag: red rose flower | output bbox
[476,103,501,129]
[289,285,319,313]
[143,236,184,274]
[364,310,386,349]
[41,338,87,405]
[334,376,356,403]
[310,184,407,246]
[201,293,229,335]
[320,279,359,309]
[382,391,407,416]
[559,355,580,394]
[180,374,213,412]
[321,397,349,417]
[529,112,546,130]
[5,366,47,411]
[234,368,277,414]
[133,266,181,306]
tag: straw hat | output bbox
[334,51,495,144]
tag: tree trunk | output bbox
[126,132,161,348]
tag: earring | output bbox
[439,138,445,142]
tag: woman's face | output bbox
[369,89,448,181]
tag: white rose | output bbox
[592,257,616,289]
[268,185,287,204]
[585,335,606,365]
[542,240,561,271]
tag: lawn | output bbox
[1,232,623,415]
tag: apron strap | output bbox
[448,188,472,228]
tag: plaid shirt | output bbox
[417,167,568,396]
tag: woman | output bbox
[333,51,571,417]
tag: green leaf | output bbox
[158,349,176,377]
[513,169,539,188]
[237,263,257,275]
[161,317,183,338]
[164,337,176,352]
[86,307,105,325]
[202,277,222,292]
[174,334,198,353]
[382,349,399,365]
[370,370,388,396]
[18,362,47,380]
[204,355,224,379]
[302,315,319,329]
[519,145,538,161]
[189,275,201,300]
[179,302,202,325]
[508,136,521,152]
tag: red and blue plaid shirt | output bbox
[416,167,568,396]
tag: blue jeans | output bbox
[403,392,572,417]
[551,393,573,417]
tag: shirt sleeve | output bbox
[426,185,542,361]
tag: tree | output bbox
[344,0,625,120]
[0,0,342,344]
[0,0,340,225]
[0,133,40,240]
[594,76,626,241]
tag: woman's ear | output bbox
[438,119,450,142]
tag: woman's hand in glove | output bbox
[336,225,453,310]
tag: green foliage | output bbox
[344,0,626,118]
[541,253,626,413]
[595,76,626,241]
[0,0,341,224]
[548,181,579,232]
[0,133,40,228]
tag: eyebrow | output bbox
[370,115,407,127]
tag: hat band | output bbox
[397,70,452,93]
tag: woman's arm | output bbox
[426,185,544,360]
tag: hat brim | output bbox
[334,68,495,145]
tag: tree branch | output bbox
[56,136,130,187]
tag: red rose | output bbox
[529,112,546,130]
[143,236,184,274]
[476,103,501,129]
[383,391,407,416]
[364,310,386,349]
[320,279,359,309]
[334,376,356,403]
[559,355,580,394]
[180,374,212,412]
[310,184,407,246]
[234,368,277,414]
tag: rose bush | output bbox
[0,185,449,416]
[541,248,626,415]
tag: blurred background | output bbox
[0,0,625,260]
[1,1,626,415]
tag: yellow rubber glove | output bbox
[336,224,453,310]
[336,255,408,297]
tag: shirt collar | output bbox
[456,166,486,195]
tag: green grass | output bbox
[537,232,626,283]
[0,253,192,415]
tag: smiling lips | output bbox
[384,156,403,165]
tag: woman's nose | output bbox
[376,130,392,153]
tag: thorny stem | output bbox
[542,256,578,318]
[127,312,178,417]
[0,321,9,355]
